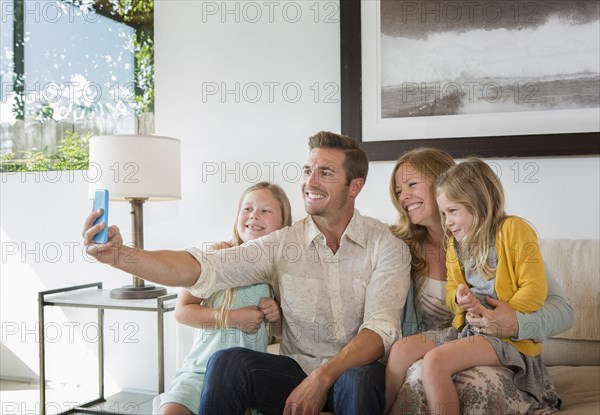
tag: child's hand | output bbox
[231,306,265,334]
[456,283,482,315]
[259,297,281,324]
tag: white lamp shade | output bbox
[88,135,181,201]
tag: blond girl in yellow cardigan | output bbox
[385,158,560,415]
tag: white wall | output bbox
[154,0,343,244]
[1,0,598,398]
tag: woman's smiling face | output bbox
[394,163,440,228]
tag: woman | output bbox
[387,148,573,413]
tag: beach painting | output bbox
[380,0,600,119]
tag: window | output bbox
[0,0,154,171]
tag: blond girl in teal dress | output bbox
[158,182,292,415]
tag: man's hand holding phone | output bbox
[84,189,124,264]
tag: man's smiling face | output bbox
[301,147,351,220]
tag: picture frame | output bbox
[340,1,600,161]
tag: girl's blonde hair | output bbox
[212,182,292,328]
[389,148,455,294]
[435,158,506,280]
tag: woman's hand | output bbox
[466,296,519,338]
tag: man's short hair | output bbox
[308,131,369,185]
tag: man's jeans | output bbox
[198,347,385,415]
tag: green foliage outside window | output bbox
[1,130,90,172]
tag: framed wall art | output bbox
[340,1,600,160]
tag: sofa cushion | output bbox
[540,239,600,341]
[542,338,600,367]
[547,365,600,414]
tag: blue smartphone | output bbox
[92,189,109,244]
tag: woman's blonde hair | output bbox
[389,148,455,293]
[212,182,292,328]
[435,158,506,280]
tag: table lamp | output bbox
[88,134,181,299]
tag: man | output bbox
[83,131,411,414]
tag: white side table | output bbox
[38,282,176,414]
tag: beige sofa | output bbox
[538,239,599,414]
[163,239,599,413]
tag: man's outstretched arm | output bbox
[83,208,200,287]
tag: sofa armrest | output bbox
[542,338,600,366]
